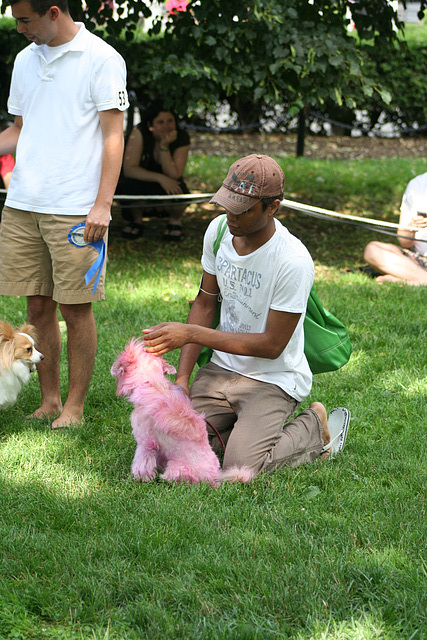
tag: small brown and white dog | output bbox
[111,339,254,484]
[0,321,44,409]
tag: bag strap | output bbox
[212,215,228,256]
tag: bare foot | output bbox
[51,409,84,429]
[26,403,62,421]
[376,275,401,284]
[309,401,331,459]
[376,274,424,286]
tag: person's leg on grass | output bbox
[190,363,237,454]
[217,376,329,475]
[26,295,62,420]
[163,203,187,241]
[51,302,97,429]
[121,203,144,239]
[364,241,427,285]
[191,365,335,476]
[256,401,330,472]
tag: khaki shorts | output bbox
[0,206,108,304]
[190,362,324,474]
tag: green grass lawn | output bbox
[0,155,426,639]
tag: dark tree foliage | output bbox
[0,0,426,128]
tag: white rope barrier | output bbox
[113,192,419,232]
[279,198,425,237]
[280,198,400,230]
[1,188,421,234]
[113,192,215,202]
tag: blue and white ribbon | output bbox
[68,222,106,294]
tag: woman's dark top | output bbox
[137,125,190,174]
[121,126,190,199]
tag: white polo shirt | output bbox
[6,23,129,215]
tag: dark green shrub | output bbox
[363,42,427,133]
[0,12,425,135]
[0,17,26,122]
[319,42,427,135]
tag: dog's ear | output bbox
[18,324,37,341]
[0,321,14,342]
[0,339,15,368]
[110,361,124,378]
[162,360,176,376]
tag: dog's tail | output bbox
[218,465,255,483]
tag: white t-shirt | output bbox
[6,23,129,215]
[201,216,315,402]
[400,172,427,256]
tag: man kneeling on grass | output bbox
[142,154,351,478]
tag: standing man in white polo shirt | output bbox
[0,0,129,428]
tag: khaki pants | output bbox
[190,362,324,474]
[0,207,107,303]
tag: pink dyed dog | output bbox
[111,339,254,484]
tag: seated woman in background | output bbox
[121,100,191,241]
[364,172,427,286]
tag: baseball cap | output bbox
[210,154,284,215]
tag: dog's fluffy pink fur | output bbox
[111,339,254,484]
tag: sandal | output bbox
[163,223,182,242]
[341,266,382,278]
[121,221,144,240]
[321,407,351,457]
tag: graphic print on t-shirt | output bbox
[216,255,263,332]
